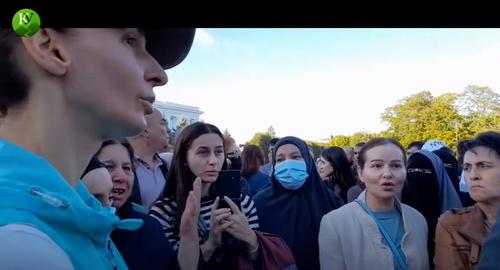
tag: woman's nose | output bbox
[111,170,128,182]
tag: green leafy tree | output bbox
[380,91,466,148]
[328,135,351,148]
[303,140,328,159]
[246,132,275,163]
[176,117,188,129]
[457,85,500,135]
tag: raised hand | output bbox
[179,177,202,236]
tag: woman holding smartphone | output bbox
[150,122,261,269]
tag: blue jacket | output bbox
[478,205,500,269]
[0,139,143,270]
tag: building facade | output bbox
[153,101,204,130]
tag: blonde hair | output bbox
[224,136,236,152]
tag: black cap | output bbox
[143,28,196,70]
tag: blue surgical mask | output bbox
[274,160,309,190]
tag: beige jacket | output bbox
[318,190,429,270]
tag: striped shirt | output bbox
[150,193,259,250]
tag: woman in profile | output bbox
[317,147,357,203]
[319,138,429,270]
[0,27,196,270]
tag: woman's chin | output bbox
[201,176,218,183]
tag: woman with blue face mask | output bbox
[252,136,344,270]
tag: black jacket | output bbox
[111,200,178,270]
[130,153,169,207]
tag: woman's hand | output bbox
[207,196,234,247]
[179,177,202,237]
[178,178,202,270]
[220,196,258,251]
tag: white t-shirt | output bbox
[0,224,74,270]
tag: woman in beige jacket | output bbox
[319,138,429,270]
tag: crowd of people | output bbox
[1,27,500,270]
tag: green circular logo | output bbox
[12,9,41,38]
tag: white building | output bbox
[153,101,204,130]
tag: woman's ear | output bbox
[21,28,71,76]
[357,166,365,183]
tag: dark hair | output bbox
[159,122,226,233]
[241,145,264,179]
[320,147,357,190]
[0,28,66,116]
[464,132,500,161]
[354,142,366,148]
[268,138,279,147]
[457,139,469,165]
[440,146,454,155]
[95,138,136,171]
[358,138,406,169]
[407,141,424,150]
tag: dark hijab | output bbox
[253,136,342,270]
[81,156,106,178]
[432,149,460,193]
[402,150,462,269]
[433,149,475,207]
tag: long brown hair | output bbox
[240,144,264,180]
[159,122,227,233]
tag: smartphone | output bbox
[216,170,241,210]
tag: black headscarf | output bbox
[81,156,106,179]
[432,149,460,193]
[253,136,342,270]
[433,149,475,207]
[402,150,462,269]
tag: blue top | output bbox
[0,138,143,270]
[247,172,270,196]
[373,207,406,270]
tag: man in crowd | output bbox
[407,141,424,156]
[128,108,171,210]
[352,142,365,178]
[343,146,354,166]
[260,138,279,175]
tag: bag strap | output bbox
[354,199,408,270]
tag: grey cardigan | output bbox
[319,190,430,270]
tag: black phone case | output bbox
[216,170,241,210]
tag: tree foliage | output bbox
[246,85,500,154]
[176,117,188,129]
[245,132,328,163]
[266,126,276,138]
